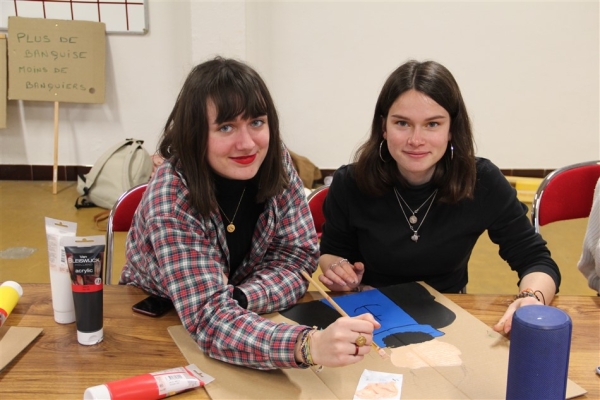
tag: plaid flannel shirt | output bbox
[120,147,319,370]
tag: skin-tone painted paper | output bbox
[353,369,402,400]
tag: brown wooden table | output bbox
[1,284,598,399]
[450,293,600,399]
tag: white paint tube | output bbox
[44,217,77,324]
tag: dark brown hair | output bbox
[157,57,288,214]
[354,60,476,203]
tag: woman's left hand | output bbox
[493,297,543,334]
[319,259,365,292]
[494,273,556,334]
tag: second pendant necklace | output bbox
[393,187,438,242]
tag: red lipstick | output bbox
[231,154,256,165]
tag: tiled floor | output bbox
[0,180,596,296]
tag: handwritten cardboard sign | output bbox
[7,17,106,104]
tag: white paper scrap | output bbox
[353,369,403,400]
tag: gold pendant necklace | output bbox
[218,187,246,233]
[393,188,437,242]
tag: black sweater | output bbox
[319,158,560,293]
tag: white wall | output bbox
[1,1,195,166]
[1,0,598,171]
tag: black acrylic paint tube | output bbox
[61,235,105,345]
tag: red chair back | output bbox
[105,183,148,284]
[307,185,329,238]
[532,161,600,232]
[110,184,148,231]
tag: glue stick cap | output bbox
[1,281,23,298]
[83,384,111,400]
[77,328,104,346]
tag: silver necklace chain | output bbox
[393,187,438,242]
[395,189,437,224]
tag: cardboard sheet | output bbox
[0,326,43,371]
[169,325,337,399]
[169,284,587,399]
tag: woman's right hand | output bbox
[308,313,381,367]
[318,256,365,292]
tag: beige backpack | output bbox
[75,138,153,210]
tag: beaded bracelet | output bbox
[329,258,348,271]
[298,328,312,367]
[515,288,545,305]
[306,328,324,372]
[535,290,546,305]
[299,326,323,371]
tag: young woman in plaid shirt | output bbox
[120,57,380,370]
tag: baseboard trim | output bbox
[0,164,91,181]
[0,164,552,182]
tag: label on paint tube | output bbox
[45,217,77,274]
[62,237,104,290]
[83,364,215,400]
[61,236,105,342]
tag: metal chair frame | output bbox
[104,183,148,284]
[531,160,600,233]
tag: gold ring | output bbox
[355,335,367,347]
[354,344,359,356]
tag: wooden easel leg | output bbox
[52,101,59,194]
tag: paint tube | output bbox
[61,235,105,345]
[44,217,77,324]
[83,364,215,400]
[0,281,23,327]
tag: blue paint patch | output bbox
[321,289,444,347]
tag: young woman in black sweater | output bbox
[318,60,559,334]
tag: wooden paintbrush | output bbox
[300,270,389,359]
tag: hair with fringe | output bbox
[157,57,288,215]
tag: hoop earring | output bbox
[379,139,390,163]
[450,143,454,161]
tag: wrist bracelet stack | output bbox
[299,328,313,366]
[514,288,545,305]
[299,326,323,372]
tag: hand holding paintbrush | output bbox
[300,270,389,359]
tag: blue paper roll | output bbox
[506,305,572,400]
